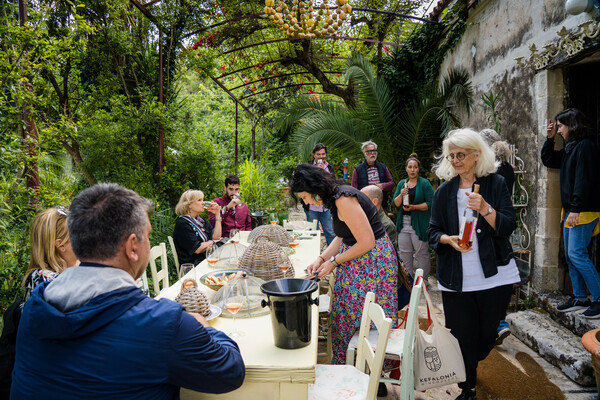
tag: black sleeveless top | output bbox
[331,185,386,246]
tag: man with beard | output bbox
[209,174,252,237]
[351,141,395,211]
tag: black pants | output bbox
[442,284,513,390]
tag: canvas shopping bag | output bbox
[413,283,466,391]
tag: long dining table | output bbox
[156,229,322,400]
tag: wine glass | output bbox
[224,285,245,337]
[277,250,291,278]
[179,263,195,281]
[206,245,219,267]
[269,213,279,225]
[229,228,240,243]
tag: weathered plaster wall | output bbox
[437,0,596,293]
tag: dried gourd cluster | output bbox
[264,0,352,38]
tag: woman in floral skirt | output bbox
[291,163,398,366]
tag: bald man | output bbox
[361,185,398,251]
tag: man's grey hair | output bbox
[361,140,378,153]
[68,183,153,260]
[361,185,383,204]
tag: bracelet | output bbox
[317,255,325,263]
[215,218,222,222]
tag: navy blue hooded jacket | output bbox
[10,264,245,399]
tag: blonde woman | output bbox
[22,207,79,302]
[173,190,222,266]
[428,129,519,400]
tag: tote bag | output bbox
[413,283,466,391]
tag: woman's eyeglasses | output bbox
[445,152,470,162]
[56,205,69,216]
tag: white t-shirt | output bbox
[439,187,520,292]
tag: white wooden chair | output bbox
[136,269,150,296]
[317,274,334,363]
[345,268,424,399]
[308,292,392,400]
[283,219,318,231]
[149,242,169,295]
[167,236,180,277]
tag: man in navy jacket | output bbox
[11,183,245,399]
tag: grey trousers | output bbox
[398,215,431,279]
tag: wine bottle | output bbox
[458,184,480,248]
[403,179,410,206]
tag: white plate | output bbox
[206,304,222,321]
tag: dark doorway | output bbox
[558,57,600,294]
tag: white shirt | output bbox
[439,187,520,292]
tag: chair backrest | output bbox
[149,242,169,295]
[400,268,424,400]
[354,292,392,400]
[137,269,150,296]
[167,236,180,276]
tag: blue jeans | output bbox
[564,214,600,302]
[305,209,335,245]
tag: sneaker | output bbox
[556,297,591,312]
[455,388,476,400]
[495,327,511,345]
[583,301,600,319]
[377,382,388,397]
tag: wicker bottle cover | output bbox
[175,280,211,317]
[238,235,295,281]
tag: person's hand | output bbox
[547,119,556,139]
[227,198,241,209]
[188,312,210,327]
[210,203,221,216]
[306,258,323,277]
[400,187,408,197]
[375,183,383,190]
[566,212,579,228]
[313,260,335,278]
[441,234,473,252]
[465,191,488,214]
[203,240,214,251]
[403,205,413,212]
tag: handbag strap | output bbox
[419,276,441,328]
[396,275,432,329]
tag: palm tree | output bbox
[277,52,473,175]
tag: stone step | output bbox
[506,309,595,386]
[534,292,600,337]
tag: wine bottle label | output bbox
[469,218,478,242]
[403,195,409,205]
[459,216,466,238]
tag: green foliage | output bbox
[278,53,473,180]
[383,1,470,107]
[238,160,286,213]
[480,90,503,134]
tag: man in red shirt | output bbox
[209,175,252,237]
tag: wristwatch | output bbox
[482,206,493,217]
[330,255,340,267]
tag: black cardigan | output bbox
[541,137,600,213]
[427,174,516,292]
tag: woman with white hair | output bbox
[173,190,222,266]
[427,128,520,400]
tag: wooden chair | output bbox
[167,236,180,277]
[308,292,392,400]
[149,242,169,295]
[317,274,334,363]
[345,269,425,399]
[136,269,150,296]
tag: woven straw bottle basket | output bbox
[237,235,295,281]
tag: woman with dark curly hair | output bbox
[291,163,398,366]
[542,108,600,318]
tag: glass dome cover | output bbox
[211,273,269,318]
[209,242,248,269]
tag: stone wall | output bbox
[436,0,597,293]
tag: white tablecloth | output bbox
[157,230,322,400]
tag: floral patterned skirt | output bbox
[331,234,399,365]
